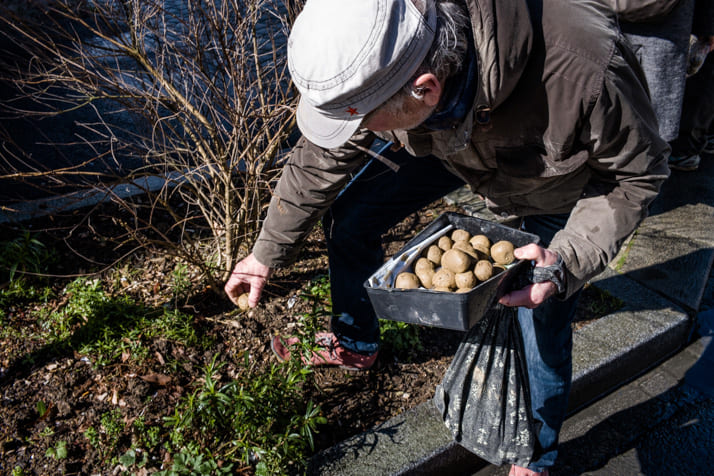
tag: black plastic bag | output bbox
[433,304,538,467]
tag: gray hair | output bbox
[415,0,470,80]
[372,0,470,117]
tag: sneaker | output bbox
[271,332,378,370]
[668,154,701,171]
[509,465,549,476]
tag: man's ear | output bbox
[413,73,442,107]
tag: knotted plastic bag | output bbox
[433,304,537,467]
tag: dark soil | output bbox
[0,199,612,475]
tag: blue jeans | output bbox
[323,149,579,469]
[518,214,580,471]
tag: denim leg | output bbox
[517,214,581,471]
[323,148,464,354]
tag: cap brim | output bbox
[296,97,364,149]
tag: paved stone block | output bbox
[638,203,714,246]
[635,369,680,398]
[659,345,700,379]
[649,161,714,215]
[592,384,653,422]
[612,224,714,311]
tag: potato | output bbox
[469,234,491,257]
[441,248,472,273]
[434,286,453,292]
[451,228,471,242]
[415,267,435,289]
[432,268,456,290]
[395,272,420,289]
[426,245,443,265]
[493,264,506,275]
[474,259,494,282]
[237,293,251,311]
[437,235,453,251]
[414,257,434,275]
[453,240,479,260]
[491,240,516,265]
[455,270,477,290]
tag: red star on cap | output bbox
[346,106,358,116]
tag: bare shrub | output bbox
[0,0,302,288]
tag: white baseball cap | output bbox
[288,0,437,149]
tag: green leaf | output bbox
[119,449,136,467]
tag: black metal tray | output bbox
[364,212,540,331]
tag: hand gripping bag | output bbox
[433,305,538,467]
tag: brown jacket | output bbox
[252,0,670,298]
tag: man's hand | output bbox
[498,243,560,309]
[224,253,272,309]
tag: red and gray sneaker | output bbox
[271,332,377,370]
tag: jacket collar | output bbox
[466,0,534,113]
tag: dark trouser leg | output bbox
[323,148,464,354]
[671,53,714,156]
[517,214,581,471]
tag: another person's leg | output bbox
[620,0,694,142]
[515,214,581,475]
[670,53,714,170]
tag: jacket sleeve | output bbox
[548,41,671,298]
[604,0,682,22]
[251,130,374,268]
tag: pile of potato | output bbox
[395,228,516,293]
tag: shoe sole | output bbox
[270,336,289,363]
[669,164,699,172]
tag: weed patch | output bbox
[161,355,326,475]
[34,277,207,366]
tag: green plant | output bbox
[156,445,233,476]
[84,426,101,449]
[380,319,422,356]
[36,400,49,419]
[614,231,637,272]
[132,415,162,450]
[12,466,26,476]
[0,231,52,283]
[580,285,625,318]
[171,262,192,306]
[37,277,205,366]
[0,273,53,324]
[45,440,68,460]
[119,448,149,470]
[162,353,325,475]
[306,274,331,305]
[100,409,125,448]
[83,410,125,460]
[289,274,341,369]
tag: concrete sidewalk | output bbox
[307,156,714,475]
